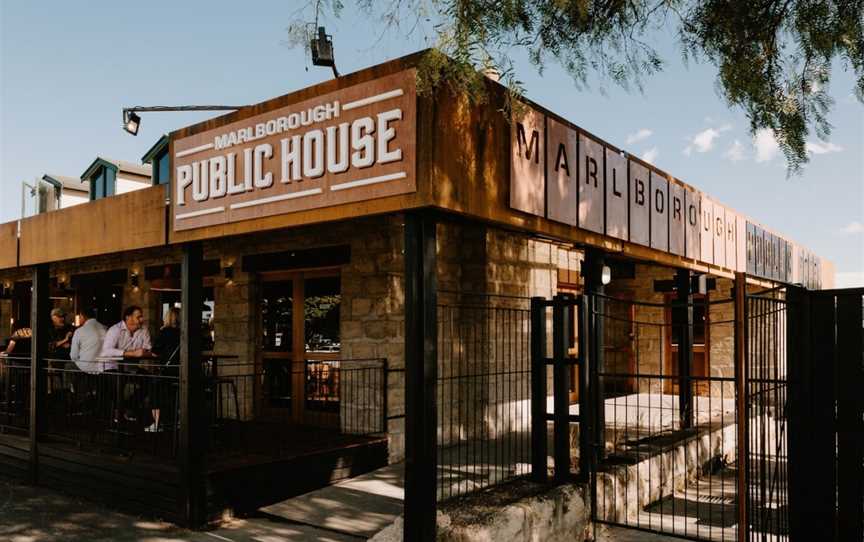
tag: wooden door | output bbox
[664,294,710,395]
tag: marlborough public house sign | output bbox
[172,70,416,231]
[510,107,823,288]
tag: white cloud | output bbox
[835,271,864,288]
[626,128,653,145]
[642,147,659,165]
[684,123,732,155]
[724,140,745,162]
[806,141,844,155]
[753,129,780,162]
[840,221,864,234]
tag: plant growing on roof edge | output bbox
[285,0,863,174]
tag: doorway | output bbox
[663,293,710,395]
[259,270,341,425]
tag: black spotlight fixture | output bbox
[310,26,339,78]
[123,109,141,136]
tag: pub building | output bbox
[0,50,836,537]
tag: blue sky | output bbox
[1,1,861,285]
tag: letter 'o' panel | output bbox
[510,108,546,216]
[578,134,605,233]
[628,160,650,247]
[605,148,628,240]
[669,181,686,256]
[546,117,577,225]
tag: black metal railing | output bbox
[592,293,740,542]
[207,358,388,459]
[0,356,30,435]
[436,299,532,501]
[41,359,180,459]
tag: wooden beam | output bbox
[403,211,437,541]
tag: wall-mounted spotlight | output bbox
[223,265,234,282]
[130,273,140,289]
[311,26,340,78]
[122,110,141,135]
[601,265,612,286]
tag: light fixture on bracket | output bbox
[121,105,250,136]
[310,26,339,78]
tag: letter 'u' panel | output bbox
[578,133,604,234]
[700,195,714,265]
[546,117,577,225]
[605,148,628,241]
[628,160,650,247]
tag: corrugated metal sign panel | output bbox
[578,133,605,233]
[605,148,628,240]
[650,172,669,252]
[546,117,577,226]
[629,160,650,247]
[510,108,546,216]
[700,195,714,264]
[669,181,686,256]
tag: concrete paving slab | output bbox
[260,464,404,538]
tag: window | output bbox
[88,165,116,200]
[152,149,170,186]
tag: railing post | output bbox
[674,269,694,430]
[29,263,50,484]
[786,284,811,541]
[734,272,747,542]
[529,297,547,483]
[179,241,206,527]
[403,211,437,541]
[577,295,592,480]
[583,248,606,461]
[552,295,570,482]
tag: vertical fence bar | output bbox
[674,269,693,431]
[179,241,206,527]
[552,295,570,482]
[734,273,747,542]
[29,263,50,484]
[577,296,591,482]
[584,249,606,462]
[404,212,437,541]
[530,297,548,483]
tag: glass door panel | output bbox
[261,280,294,410]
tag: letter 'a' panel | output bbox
[546,117,577,225]
[650,172,669,252]
[605,148,628,240]
[578,133,605,234]
[510,108,546,216]
[629,160,650,247]
[684,186,700,260]
[669,181,686,256]
[700,195,714,264]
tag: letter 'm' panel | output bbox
[578,133,605,234]
[510,108,546,216]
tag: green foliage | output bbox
[287,0,863,173]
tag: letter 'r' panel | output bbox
[578,133,604,234]
[669,181,686,256]
[171,69,417,231]
[546,117,577,225]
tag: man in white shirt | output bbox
[100,305,153,371]
[70,307,107,373]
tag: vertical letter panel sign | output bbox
[700,195,714,264]
[746,222,756,275]
[754,226,764,277]
[725,208,738,271]
[578,133,604,233]
[546,117,577,225]
[629,160,650,246]
[736,215,747,273]
[669,181,686,256]
[684,187,700,259]
[172,69,417,231]
[712,200,726,269]
[605,149,628,240]
[511,107,545,216]
[650,172,669,251]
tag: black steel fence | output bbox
[208,358,388,459]
[0,356,30,435]
[41,359,180,459]
[436,298,532,501]
[592,292,740,542]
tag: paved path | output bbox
[0,480,360,542]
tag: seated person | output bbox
[2,325,31,357]
[100,305,153,371]
[48,308,74,361]
[70,306,107,373]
